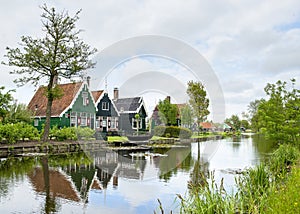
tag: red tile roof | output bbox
[28,82,83,117]
[200,122,213,129]
[91,90,104,103]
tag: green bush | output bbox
[153,126,192,139]
[0,122,39,143]
[0,123,20,144]
[15,122,39,141]
[49,126,77,141]
[75,127,95,140]
[58,127,77,141]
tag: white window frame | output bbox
[132,118,141,129]
[111,117,115,129]
[70,112,77,127]
[34,119,39,127]
[102,102,109,110]
[82,92,89,106]
[81,112,87,126]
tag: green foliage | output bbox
[265,166,300,214]
[153,126,192,139]
[75,127,95,140]
[180,104,193,128]
[269,144,300,178]
[236,163,271,213]
[178,174,235,214]
[3,4,97,141]
[0,122,39,143]
[240,119,250,129]
[0,123,20,144]
[4,101,33,124]
[49,126,77,141]
[249,79,300,144]
[187,81,209,125]
[14,122,39,141]
[157,98,178,126]
[0,86,14,122]
[175,144,300,213]
[225,114,241,131]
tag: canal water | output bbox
[0,135,277,213]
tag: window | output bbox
[132,118,142,129]
[34,119,39,127]
[81,113,87,126]
[70,112,76,127]
[96,117,100,128]
[102,102,109,110]
[111,117,115,129]
[132,118,141,129]
[82,92,89,106]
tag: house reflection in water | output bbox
[28,150,147,204]
[92,150,146,187]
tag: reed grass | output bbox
[156,144,300,213]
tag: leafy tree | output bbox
[157,98,178,126]
[247,99,265,132]
[0,86,14,122]
[252,79,300,144]
[3,5,97,141]
[187,81,209,129]
[180,104,193,128]
[4,101,32,124]
[241,119,250,130]
[225,114,241,131]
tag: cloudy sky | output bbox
[1,0,299,121]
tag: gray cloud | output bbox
[1,0,300,119]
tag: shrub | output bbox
[75,127,95,140]
[49,126,77,141]
[0,123,21,144]
[153,126,192,139]
[14,122,39,141]
[58,127,77,141]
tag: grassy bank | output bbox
[172,144,300,214]
[107,136,128,143]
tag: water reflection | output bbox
[0,136,278,213]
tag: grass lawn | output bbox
[107,136,128,143]
[191,132,219,138]
[150,136,174,141]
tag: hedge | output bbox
[153,126,192,139]
[0,122,39,144]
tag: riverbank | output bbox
[0,140,104,157]
[0,134,224,158]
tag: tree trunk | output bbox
[42,96,53,141]
[42,75,55,142]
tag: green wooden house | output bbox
[28,82,96,131]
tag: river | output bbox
[0,135,277,213]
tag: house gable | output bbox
[70,83,96,115]
[114,96,148,132]
[95,93,119,117]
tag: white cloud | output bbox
[1,0,299,119]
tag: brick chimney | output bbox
[87,76,91,87]
[166,96,171,103]
[114,87,119,100]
